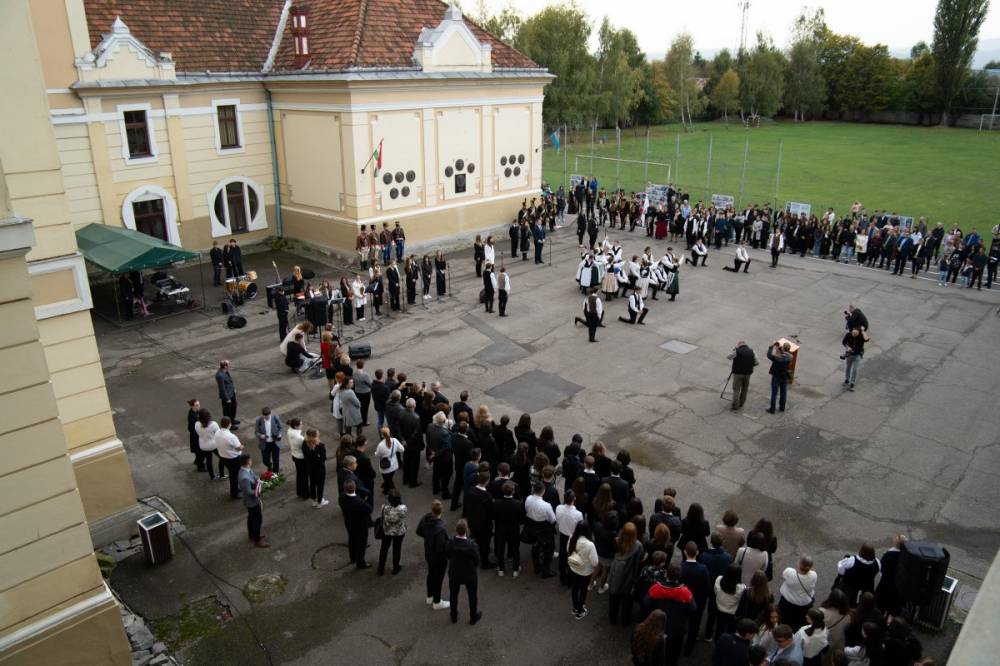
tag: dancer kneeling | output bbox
[618,287,648,325]
[723,241,752,274]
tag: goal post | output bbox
[572,154,671,191]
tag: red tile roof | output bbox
[84,0,540,75]
[85,0,284,73]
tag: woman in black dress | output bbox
[368,266,384,316]
[473,235,485,277]
[420,255,432,299]
[303,428,328,508]
[513,413,538,459]
[434,250,447,297]
[678,502,711,553]
[404,255,418,304]
[338,276,353,325]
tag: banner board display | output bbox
[785,201,812,218]
[712,194,735,210]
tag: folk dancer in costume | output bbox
[497,267,510,317]
[768,228,785,268]
[638,261,654,300]
[392,221,406,261]
[723,240,752,274]
[576,254,603,294]
[365,225,380,269]
[659,250,680,302]
[356,228,370,270]
[685,239,708,267]
[618,286,649,325]
[601,257,620,301]
[518,220,531,261]
[379,222,394,265]
[623,255,641,296]
[484,236,496,267]
[573,289,604,342]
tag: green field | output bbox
[542,121,1000,225]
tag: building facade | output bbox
[1,1,133,662]
[35,0,551,254]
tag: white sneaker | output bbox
[512,569,520,578]
[312,501,318,508]
[432,600,451,610]
[599,583,609,594]
[317,499,329,508]
[497,568,504,577]
[358,317,366,322]
[426,597,434,605]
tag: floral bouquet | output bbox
[259,470,285,494]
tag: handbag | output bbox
[374,505,386,540]
[379,454,392,470]
[567,550,584,571]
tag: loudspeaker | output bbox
[221,300,233,314]
[266,283,282,309]
[307,297,329,329]
[348,342,372,360]
[895,540,949,605]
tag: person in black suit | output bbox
[209,241,224,286]
[492,480,524,576]
[712,618,757,666]
[387,259,401,311]
[337,455,370,502]
[845,304,869,332]
[680,542,712,656]
[215,360,238,425]
[606,460,631,514]
[580,456,602,519]
[274,287,289,342]
[446,519,482,624]
[339,480,372,569]
[398,398,423,488]
[482,263,495,313]
[449,422,472,511]
[186,398,202,470]
[463,471,495,569]
[223,239,243,278]
[426,412,453,500]
[353,437,378,509]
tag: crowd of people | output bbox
[185,343,938,665]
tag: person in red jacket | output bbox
[643,564,697,666]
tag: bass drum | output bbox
[238,279,258,300]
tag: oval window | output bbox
[406,170,416,183]
[401,186,410,197]
[467,163,475,174]
[445,166,454,178]
[395,171,404,183]
[509,154,516,165]
[382,173,393,185]
[513,166,521,176]
[500,156,508,166]
[517,154,525,165]
[504,167,512,178]
[389,188,399,199]
[455,159,465,172]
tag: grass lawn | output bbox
[542,121,1000,226]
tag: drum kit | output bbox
[225,270,258,303]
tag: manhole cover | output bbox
[311,543,352,572]
[660,340,698,354]
[460,363,488,376]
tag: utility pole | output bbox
[705,133,713,201]
[774,139,783,204]
[738,134,749,208]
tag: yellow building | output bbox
[1,1,133,662]
[35,0,552,253]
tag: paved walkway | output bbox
[99,229,1000,665]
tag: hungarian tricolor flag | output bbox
[370,139,383,176]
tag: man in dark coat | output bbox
[845,304,869,332]
[274,287,289,342]
[766,341,793,414]
[398,397,424,488]
[446,519,482,624]
[384,390,405,440]
[336,455,370,501]
[339,480,372,569]
[215,360,238,425]
[606,460,631,514]
[699,533,734,638]
[223,239,243,277]
[426,412,453,499]
[449,422,473,511]
[680,542,712,655]
[462,471,495,569]
[644,565,697,666]
[209,241,224,286]
[727,340,758,411]
[712,619,757,666]
[492,480,525,575]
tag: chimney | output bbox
[291,7,310,68]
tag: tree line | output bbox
[474,0,995,130]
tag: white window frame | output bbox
[211,98,245,155]
[207,177,268,238]
[117,103,159,166]
[121,184,180,246]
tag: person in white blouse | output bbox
[778,555,818,631]
[555,489,583,584]
[483,236,496,265]
[375,427,405,493]
[497,266,511,317]
[214,417,244,499]
[567,521,600,619]
[351,274,367,322]
[723,240,752,274]
[286,417,308,500]
[794,608,829,666]
[194,409,220,481]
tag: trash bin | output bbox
[915,575,958,631]
[137,512,173,565]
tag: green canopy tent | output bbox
[75,223,205,323]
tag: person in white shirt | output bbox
[483,236,496,266]
[194,409,220,481]
[279,322,314,356]
[214,417,244,499]
[567,521,599,619]
[723,240,752,274]
[618,287,648,325]
[779,556,818,631]
[286,418,308,500]
[497,266,511,317]
[794,609,829,665]
[351,274,367,322]
[574,290,604,342]
[375,427,405,493]
[556,490,584,584]
[685,240,709,267]
[525,481,557,577]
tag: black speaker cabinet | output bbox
[895,540,949,605]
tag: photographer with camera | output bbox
[766,341,793,414]
[841,327,871,391]
[726,341,758,411]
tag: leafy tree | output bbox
[739,33,786,118]
[633,61,679,128]
[515,5,597,129]
[784,40,826,120]
[819,32,864,114]
[793,7,828,41]
[899,52,940,122]
[595,18,645,128]
[984,59,1000,69]
[705,49,734,96]
[710,69,740,123]
[665,34,697,128]
[840,44,893,115]
[932,0,991,124]
[910,41,931,59]
[473,2,522,46]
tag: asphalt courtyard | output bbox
[99,228,1000,665]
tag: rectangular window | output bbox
[123,110,151,158]
[226,182,248,233]
[216,104,240,149]
[132,199,167,241]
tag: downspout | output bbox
[266,88,283,239]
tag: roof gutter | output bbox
[265,88,283,239]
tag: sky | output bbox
[472,0,1000,63]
